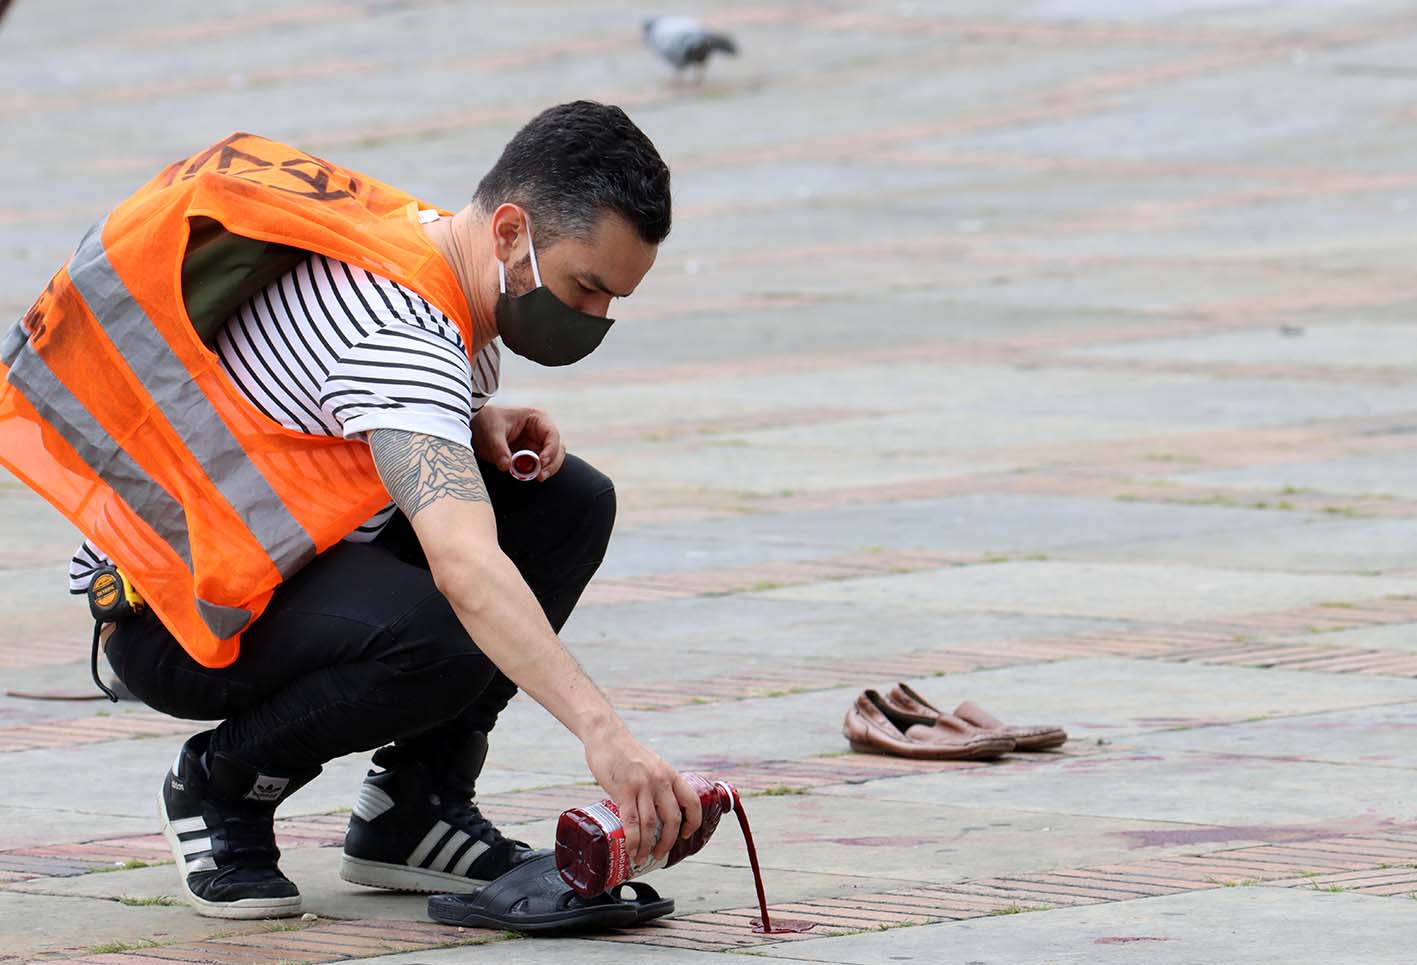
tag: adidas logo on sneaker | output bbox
[246,776,290,803]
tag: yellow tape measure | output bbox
[87,567,144,623]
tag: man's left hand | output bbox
[471,405,566,481]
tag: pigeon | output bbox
[642,16,737,84]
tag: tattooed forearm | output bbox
[369,429,488,520]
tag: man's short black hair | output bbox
[473,101,671,247]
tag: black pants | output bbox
[105,453,615,775]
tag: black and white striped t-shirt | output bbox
[68,248,498,593]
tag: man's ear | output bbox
[490,204,526,263]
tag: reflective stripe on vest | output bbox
[67,219,318,588]
[6,340,193,567]
[6,219,323,639]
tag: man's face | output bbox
[506,212,658,318]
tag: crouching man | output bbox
[0,101,701,918]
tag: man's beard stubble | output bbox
[504,254,536,297]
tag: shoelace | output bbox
[221,812,283,869]
[440,793,506,846]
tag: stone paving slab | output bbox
[0,486,83,571]
[1069,513,1417,574]
[750,887,1417,964]
[0,664,120,720]
[0,890,275,960]
[760,560,1414,621]
[1271,625,1417,654]
[0,566,97,654]
[633,492,1290,556]
[820,748,1417,827]
[1180,452,1417,500]
[1140,702,1417,769]
[564,596,1110,665]
[1072,320,1417,369]
[0,807,157,855]
[596,530,844,580]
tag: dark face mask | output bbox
[495,221,614,367]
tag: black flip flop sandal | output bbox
[609,880,675,925]
[427,853,639,934]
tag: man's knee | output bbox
[557,454,617,561]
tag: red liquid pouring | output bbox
[554,778,816,935]
[729,788,816,935]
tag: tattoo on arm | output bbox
[369,429,488,520]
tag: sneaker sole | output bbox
[339,855,492,894]
[157,791,302,919]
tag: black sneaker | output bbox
[158,731,319,919]
[340,733,540,893]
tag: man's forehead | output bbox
[553,220,656,295]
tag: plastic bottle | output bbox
[555,773,735,897]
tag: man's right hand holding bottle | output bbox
[583,718,705,868]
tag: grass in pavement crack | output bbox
[117,894,180,906]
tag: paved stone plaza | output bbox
[3,0,1417,961]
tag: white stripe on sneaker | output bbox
[168,816,208,834]
[352,784,395,822]
[448,840,490,878]
[181,836,213,856]
[405,820,451,868]
[427,830,470,873]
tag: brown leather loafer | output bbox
[882,685,1013,742]
[843,689,1015,760]
[885,683,1067,752]
[954,699,1067,751]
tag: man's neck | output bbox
[423,206,497,346]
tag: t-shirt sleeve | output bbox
[320,319,476,446]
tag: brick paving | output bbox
[23,818,1417,961]
[0,713,196,753]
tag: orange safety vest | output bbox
[0,133,489,668]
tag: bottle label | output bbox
[583,799,667,887]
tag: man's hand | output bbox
[472,405,566,482]
[583,720,705,869]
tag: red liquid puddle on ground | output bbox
[751,916,818,934]
[731,791,816,935]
